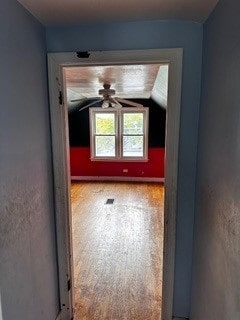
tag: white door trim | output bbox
[47,48,183,320]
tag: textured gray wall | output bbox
[0,1,59,319]
[46,20,203,317]
[191,0,240,319]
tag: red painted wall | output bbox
[70,147,165,178]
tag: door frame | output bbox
[47,48,183,320]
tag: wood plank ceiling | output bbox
[65,64,169,108]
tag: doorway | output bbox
[66,62,167,319]
[48,49,182,320]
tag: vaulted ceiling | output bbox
[65,64,169,109]
[18,0,218,25]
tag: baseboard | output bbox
[71,176,165,183]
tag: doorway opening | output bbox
[47,49,182,320]
[65,63,168,319]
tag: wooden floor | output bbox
[71,182,164,320]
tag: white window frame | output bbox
[89,107,149,161]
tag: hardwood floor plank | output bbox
[71,182,164,320]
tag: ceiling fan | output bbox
[70,84,144,112]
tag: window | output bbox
[90,108,148,161]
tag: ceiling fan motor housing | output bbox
[99,85,115,97]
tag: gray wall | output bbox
[191,0,240,319]
[46,20,203,317]
[0,1,59,319]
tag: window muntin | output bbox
[90,108,148,161]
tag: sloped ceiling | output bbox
[65,64,169,109]
[18,0,219,25]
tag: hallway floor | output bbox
[71,181,164,320]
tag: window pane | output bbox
[95,136,115,157]
[95,113,115,134]
[123,136,144,157]
[123,113,143,134]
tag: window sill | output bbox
[90,157,149,163]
